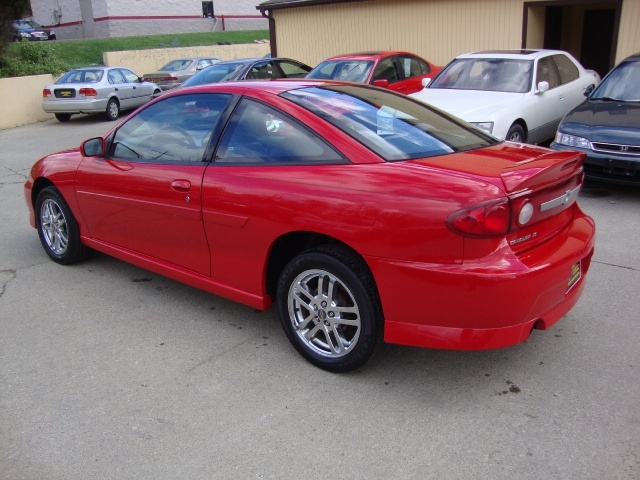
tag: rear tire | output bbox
[35,186,89,265]
[105,98,120,121]
[277,245,383,372]
[55,113,71,122]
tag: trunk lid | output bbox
[412,143,586,252]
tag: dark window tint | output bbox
[552,54,579,84]
[372,57,399,84]
[109,93,232,163]
[215,99,343,165]
[277,60,310,78]
[282,85,497,161]
[536,57,561,89]
[398,55,430,78]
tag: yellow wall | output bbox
[618,0,640,63]
[1,43,270,130]
[273,0,640,68]
[275,0,526,67]
[103,43,270,76]
[0,75,55,129]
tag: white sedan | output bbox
[410,49,599,144]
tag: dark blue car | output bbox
[552,53,640,185]
[13,20,56,42]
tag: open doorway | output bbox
[524,1,621,77]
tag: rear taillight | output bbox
[43,89,51,97]
[447,198,511,237]
[79,88,98,96]
[161,76,178,82]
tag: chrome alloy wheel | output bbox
[288,268,361,358]
[40,198,68,255]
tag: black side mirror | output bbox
[584,84,595,97]
[81,137,104,157]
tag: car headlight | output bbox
[470,122,494,134]
[555,132,591,149]
[20,32,31,38]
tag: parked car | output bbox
[551,53,640,185]
[411,49,600,143]
[42,67,161,122]
[25,80,595,372]
[180,57,311,87]
[142,57,221,91]
[12,19,56,41]
[306,51,441,94]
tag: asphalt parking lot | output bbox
[1,115,639,479]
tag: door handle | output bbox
[171,180,191,192]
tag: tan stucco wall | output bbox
[0,74,55,130]
[272,0,640,69]
[1,43,270,130]
[618,0,640,62]
[103,43,270,76]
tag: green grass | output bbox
[1,30,269,77]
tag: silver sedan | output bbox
[42,67,160,122]
[142,58,221,91]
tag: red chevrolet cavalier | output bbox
[25,80,595,372]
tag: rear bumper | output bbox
[42,98,108,114]
[368,212,595,350]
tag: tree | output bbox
[0,0,32,62]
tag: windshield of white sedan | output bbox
[591,60,640,101]
[282,86,497,161]
[56,69,104,84]
[430,59,532,93]
[306,60,374,83]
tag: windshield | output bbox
[282,85,497,161]
[430,58,533,93]
[182,63,247,86]
[159,60,193,71]
[591,60,640,101]
[56,69,104,84]
[306,60,375,83]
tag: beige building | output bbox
[257,0,640,77]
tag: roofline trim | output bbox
[257,0,366,14]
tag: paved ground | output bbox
[1,115,639,479]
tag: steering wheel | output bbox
[153,125,196,148]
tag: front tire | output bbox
[277,246,383,372]
[35,186,88,265]
[105,98,120,121]
[506,123,526,143]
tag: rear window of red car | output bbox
[281,85,497,161]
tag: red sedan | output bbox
[25,80,595,372]
[306,51,441,94]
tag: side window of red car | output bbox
[398,56,430,79]
[372,57,400,84]
[215,99,344,165]
[108,93,232,163]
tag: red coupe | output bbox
[306,51,441,94]
[25,80,595,372]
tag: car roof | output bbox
[457,49,568,60]
[169,78,355,96]
[323,51,415,61]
